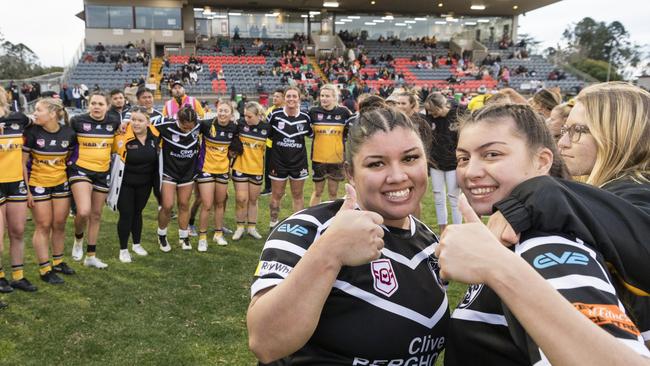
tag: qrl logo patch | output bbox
[83,123,91,131]
[371,259,398,297]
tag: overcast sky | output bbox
[0,0,647,67]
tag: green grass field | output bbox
[0,177,468,365]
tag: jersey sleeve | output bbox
[495,176,650,296]
[512,235,650,363]
[250,216,318,298]
[22,126,35,152]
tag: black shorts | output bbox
[162,170,196,187]
[196,171,229,185]
[312,162,345,182]
[269,165,309,181]
[30,182,72,201]
[232,170,263,185]
[0,180,28,204]
[68,164,110,193]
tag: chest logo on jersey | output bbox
[50,140,57,146]
[278,121,285,129]
[277,224,308,237]
[61,141,69,148]
[296,124,304,132]
[82,123,91,131]
[371,259,399,297]
[261,129,267,135]
[243,126,249,132]
[457,284,484,309]
[172,134,180,142]
[533,251,589,269]
[106,125,113,132]
[10,123,19,130]
[317,113,324,120]
[36,139,45,147]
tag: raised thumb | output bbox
[340,183,358,211]
[459,194,481,224]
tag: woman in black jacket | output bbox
[422,92,464,233]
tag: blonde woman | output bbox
[307,84,352,206]
[484,82,650,347]
[231,102,268,240]
[23,98,76,284]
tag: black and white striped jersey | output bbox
[251,200,449,365]
[267,108,312,171]
[446,233,650,366]
[152,120,201,180]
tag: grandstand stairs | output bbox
[150,57,163,100]
[308,56,328,83]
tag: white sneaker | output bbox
[213,233,228,246]
[132,244,148,256]
[232,227,245,241]
[197,239,208,252]
[158,235,171,253]
[72,237,84,261]
[189,225,198,237]
[248,228,263,240]
[180,237,192,251]
[119,249,132,263]
[83,256,108,269]
[269,220,279,229]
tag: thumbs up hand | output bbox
[435,194,517,284]
[317,184,385,267]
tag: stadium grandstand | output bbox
[63,0,584,104]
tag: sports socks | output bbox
[39,261,52,276]
[52,254,64,267]
[247,222,257,230]
[0,266,5,279]
[86,244,97,257]
[199,231,207,241]
[12,264,24,281]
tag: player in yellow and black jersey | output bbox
[308,84,353,206]
[22,98,77,285]
[0,86,37,294]
[231,102,269,241]
[68,91,120,269]
[194,100,239,249]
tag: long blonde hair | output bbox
[577,82,650,186]
[0,86,9,116]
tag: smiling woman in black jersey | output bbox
[266,87,312,228]
[248,100,449,365]
[438,103,650,365]
[23,98,76,284]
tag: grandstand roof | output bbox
[190,0,560,16]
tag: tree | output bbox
[0,29,59,79]
[562,17,641,68]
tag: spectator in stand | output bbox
[500,66,510,86]
[83,53,95,63]
[71,84,83,109]
[97,52,106,63]
[114,61,123,72]
[162,81,205,119]
[126,41,135,49]
[95,42,105,52]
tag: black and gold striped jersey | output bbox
[308,106,353,164]
[23,125,76,187]
[197,119,238,175]
[0,112,31,183]
[69,113,120,172]
[232,121,269,176]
